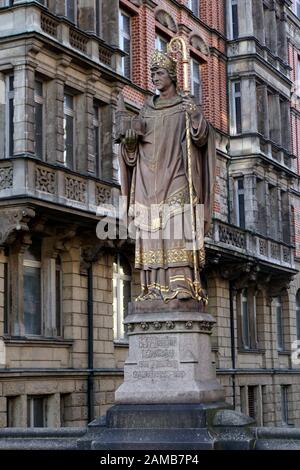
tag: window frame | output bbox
[235,177,245,229]
[241,288,250,350]
[119,10,132,79]
[93,103,101,178]
[190,58,202,105]
[23,258,42,337]
[281,385,291,426]
[5,74,14,157]
[232,80,242,134]
[65,0,77,24]
[229,0,239,40]
[34,79,45,159]
[27,395,47,428]
[295,0,300,19]
[113,254,132,342]
[275,296,284,351]
[296,290,300,342]
[155,34,168,52]
[187,0,199,17]
[63,92,75,169]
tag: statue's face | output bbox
[151,67,173,91]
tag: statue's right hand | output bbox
[123,129,138,151]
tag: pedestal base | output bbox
[116,299,224,404]
[77,404,255,450]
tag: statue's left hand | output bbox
[181,96,201,123]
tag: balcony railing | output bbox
[0,5,115,69]
[0,158,119,217]
[207,220,295,270]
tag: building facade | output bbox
[0,0,299,429]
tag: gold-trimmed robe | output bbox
[119,94,216,300]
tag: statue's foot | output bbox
[136,289,162,301]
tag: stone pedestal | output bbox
[115,299,224,404]
[77,300,256,450]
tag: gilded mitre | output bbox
[150,49,177,75]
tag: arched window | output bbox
[296,290,300,341]
[113,254,131,341]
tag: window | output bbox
[190,59,202,105]
[1,0,14,7]
[296,0,300,18]
[155,34,168,52]
[187,0,199,17]
[6,75,14,157]
[248,386,257,420]
[65,0,76,23]
[237,288,258,350]
[281,385,291,425]
[95,0,101,37]
[230,0,239,39]
[23,243,42,336]
[4,260,8,334]
[7,396,17,427]
[93,103,101,177]
[63,93,74,168]
[55,257,62,337]
[232,81,242,134]
[113,254,131,341]
[119,11,131,79]
[34,80,44,159]
[296,290,300,342]
[276,297,284,351]
[235,177,245,228]
[269,185,279,240]
[27,396,47,427]
[241,289,250,349]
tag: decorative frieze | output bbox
[36,167,56,194]
[65,176,87,203]
[96,184,112,205]
[0,166,13,190]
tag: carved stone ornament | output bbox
[0,207,35,245]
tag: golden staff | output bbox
[167,36,201,301]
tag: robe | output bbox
[119,94,216,301]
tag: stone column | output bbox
[256,84,269,139]
[48,0,65,16]
[244,175,257,232]
[47,393,61,427]
[277,11,288,62]
[264,7,277,55]
[241,78,258,133]
[78,0,96,34]
[41,238,57,337]
[238,0,254,37]
[280,100,291,152]
[269,94,281,146]
[252,0,265,44]
[46,76,64,164]
[76,93,88,174]
[13,63,35,156]
[102,0,119,47]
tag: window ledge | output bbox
[114,340,129,347]
[278,350,291,356]
[238,349,265,354]
[2,336,73,347]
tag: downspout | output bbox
[87,264,94,423]
[229,280,236,409]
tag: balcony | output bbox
[0,3,116,69]
[228,38,291,79]
[206,219,295,271]
[0,158,119,217]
